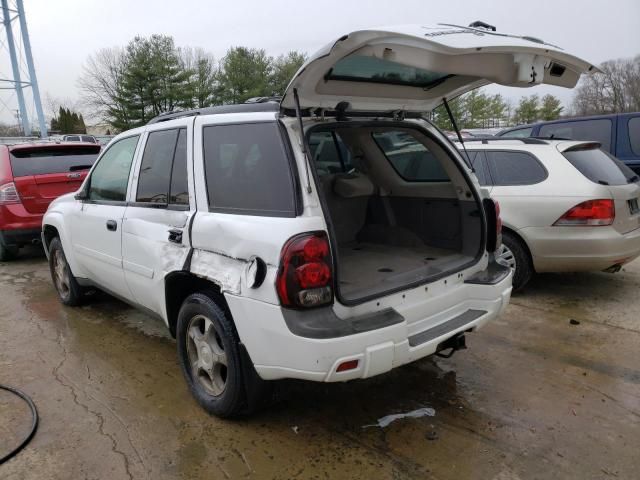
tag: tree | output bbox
[571,55,640,115]
[181,47,219,108]
[513,95,540,124]
[539,94,563,121]
[430,90,508,130]
[268,51,307,96]
[51,107,86,133]
[215,47,272,104]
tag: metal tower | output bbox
[0,0,46,137]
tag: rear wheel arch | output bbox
[165,272,232,338]
[501,226,534,270]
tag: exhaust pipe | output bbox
[31,238,41,246]
[435,333,467,359]
[603,264,622,273]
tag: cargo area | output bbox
[309,123,483,301]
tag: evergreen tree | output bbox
[215,47,272,104]
[539,94,563,121]
[513,95,540,124]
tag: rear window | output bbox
[328,55,452,88]
[81,135,96,143]
[562,145,638,186]
[202,122,296,216]
[539,119,612,152]
[372,131,449,182]
[485,151,547,186]
[9,146,100,177]
[629,117,640,156]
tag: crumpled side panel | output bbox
[189,249,245,295]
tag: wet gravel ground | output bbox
[1,247,639,479]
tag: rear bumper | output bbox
[0,203,43,240]
[225,268,512,382]
[522,225,640,272]
[0,228,42,247]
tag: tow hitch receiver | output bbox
[435,333,467,359]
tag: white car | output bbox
[42,23,595,417]
[463,138,640,289]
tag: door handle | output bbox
[168,228,183,244]
[106,220,117,231]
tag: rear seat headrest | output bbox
[333,173,374,198]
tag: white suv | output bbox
[42,24,594,417]
[463,138,640,289]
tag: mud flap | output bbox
[238,342,275,414]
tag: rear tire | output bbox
[0,240,18,261]
[48,237,83,306]
[497,231,533,291]
[176,293,271,418]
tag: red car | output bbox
[0,142,101,260]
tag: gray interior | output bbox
[311,123,483,302]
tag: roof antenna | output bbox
[293,88,313,194]
[442,97,474,172]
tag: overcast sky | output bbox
[3,0,640,125]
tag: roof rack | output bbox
[146,99,280,125]
[462,137,548,145]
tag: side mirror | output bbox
[75,189,89,201]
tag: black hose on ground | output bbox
[0,383,38,464]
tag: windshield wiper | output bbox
[597,180,610,186]
[628,174,639,183]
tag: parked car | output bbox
[0,142,101,260]
[42,23,596,417]
[463,138,640,289]
[63,134,98,144]
[497,113,640,174]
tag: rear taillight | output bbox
[553,199,615,226]
[483,198,502,252]
[0,182,20,204]
[276,232,333,308]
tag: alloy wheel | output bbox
[52,249,70,298]
[186,314,228,396]
[496,244,517,270]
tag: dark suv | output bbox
[497,113,640,174]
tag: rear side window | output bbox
[372,131,449,182]
[309,131,353,175]
[539,119,612,152]
[499,127,533,138]
[81,135,96,143]
[170,129,189,205]
[629,117,640,156]
[203,122,296,216]
[65,136,80,142]
[88,135,139,202]
[562,146,637,186]
[9,146,100,177]
[486,151,547,186]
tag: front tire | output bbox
[176,293,270,418]
[496,231,533,291]
[48,237,83,306]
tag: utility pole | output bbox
[0,0,47,138]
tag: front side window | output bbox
[88,135,139,201]
[203,122,296,216]
[372,130,449,182]
[539,119,613,152]
[486,150,547,186]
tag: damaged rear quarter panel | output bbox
[190,212,325,304]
